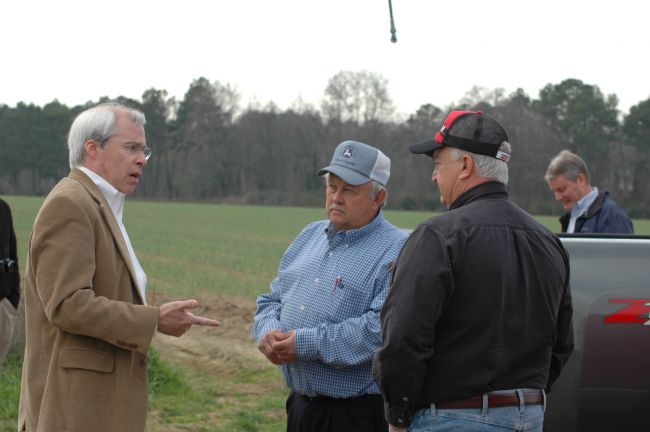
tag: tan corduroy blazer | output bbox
[19,169,160,432]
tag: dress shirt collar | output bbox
[571,187,598,219]
[325,210,385,244]
[450,181,508,210]
[77,166,126,222]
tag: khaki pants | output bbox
[0,297,18,365]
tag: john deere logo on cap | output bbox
[343,148,353,158]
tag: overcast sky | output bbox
[2,0,648,117]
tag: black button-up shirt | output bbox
[373,182,574,427]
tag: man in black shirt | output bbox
[0,197,20,365]
[373,111,574,431]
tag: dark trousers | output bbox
[286,391,388,432]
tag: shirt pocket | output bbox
[327,277,373,321]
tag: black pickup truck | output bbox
[545,235,650,430]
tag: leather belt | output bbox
[436,391,543,409]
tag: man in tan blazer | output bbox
[19,102,220,432]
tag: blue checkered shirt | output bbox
[252,211,407,398]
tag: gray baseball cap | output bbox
[318,140,391,186]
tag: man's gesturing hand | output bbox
[158,299,220,337]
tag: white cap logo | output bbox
[496,150,510,162]
[343,148,353,158]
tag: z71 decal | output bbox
[603,299,650,325]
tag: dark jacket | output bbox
[373,182,574,427]
[0,198,19,308]
[560,191,634,234]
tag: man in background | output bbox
[374,111,574,431]
[545,149,634,233]
[19,102,220,432]
[0,197,20,366]
[253,140,407,432]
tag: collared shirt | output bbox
[567,187,598,233]
[252,211,407,398]
[78,166,147,304]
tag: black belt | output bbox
[436,391,543,409]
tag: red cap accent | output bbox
[435,110,483,144]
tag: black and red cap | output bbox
[409,110,511,162]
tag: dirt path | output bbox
[151,292,270,374]
[147,293,285,431]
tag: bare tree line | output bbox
[1,72,649,216]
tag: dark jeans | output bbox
[286,391,388,432]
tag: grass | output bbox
[0,353,22,431]
[145,341,288,432]
[1,194,649,431]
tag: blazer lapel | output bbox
[69,169,146,305]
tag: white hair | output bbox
[370,180,387,207]
[450,141,511,185]
[68,102,146,169]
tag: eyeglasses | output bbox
[120,142,152,160]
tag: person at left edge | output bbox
[18,102,221,432]
[252,140,407,432]
[0,197,20,367]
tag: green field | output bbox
[1,195,649,431]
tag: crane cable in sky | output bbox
[388,0,397,43]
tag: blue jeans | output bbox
[408,390,545,431]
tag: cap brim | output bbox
[409,139,442,156]
[317,165,372,186]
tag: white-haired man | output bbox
[253,140,407,432]
[373,111,574,431]
[19,102,220,432]
[545,149,634,234]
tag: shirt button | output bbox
[329,252,333,257]
[397,418,403,424]
[300,305,305,310]
[402,396,408,402]
[314,278,319,283]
